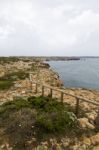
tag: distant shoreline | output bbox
[1,56,99,62]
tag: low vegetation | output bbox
[0,70,29,81]
[29,96,77,132]
[0,96,77,132]
[0,70,29,91]
[0,57,19,64]
[0,96,77,149]
[0,80,14,91]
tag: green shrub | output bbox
[0,57,19,64]
[28,96,48,109]
[0,99,32,115]
[4,99,31,109]
[28,96,70,112]
[0,71,29,81]
[0,96,77,133]
[36,109,76,132]
[0,80,14,90]
[28,96,77,132]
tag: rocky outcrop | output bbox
[78,118,95,129]
[1,58,99,150]
[39,62,50,68]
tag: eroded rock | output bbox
[78,118,95,129]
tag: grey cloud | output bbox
[0,0,99,56]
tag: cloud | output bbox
[68,10,99,43]
[0,0,99,56]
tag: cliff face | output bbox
[30,68,63,87]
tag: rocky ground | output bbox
[0,58,99,150]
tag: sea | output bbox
[48,58,99,90]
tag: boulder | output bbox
[81,103,90,111]
[78,118,95,129]
[90,133,99,145]
[86,112,97,121]
[83,137,91,146]
[71,144,80,150]
[61,138,70,148]
[36,145,48,150]
[53,144,61,150]
[92,146,99,150]
[1,143,13,150]
[21,90,26,94]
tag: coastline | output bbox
[43,62,99,114]
[0,59,99,106]
[0,59,99,150]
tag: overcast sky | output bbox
[0,0,99,56]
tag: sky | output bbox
[0,0,99,56]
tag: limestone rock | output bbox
[71,144,80,150]
[53,144,61,150]
[86,123,95,129]
[78,118,95,129]
[81,103,90,111]
[21,90,26,94]
[1,143,13,150]
[41,141,48,147]
[86,112,97,121]
[49,138,57,146]
[90,133,99,145]
[36,145,48,150]
[61,138,70,148]
[83,137,91,146]
[92,146,99,150]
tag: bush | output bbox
[28,96,70,111]
[0,80,14,91]
[0,57,19,64]
[0,96,77,134]
[0,71,29,81]
[28,96,49,110]
[28,96,77,132]
[36,111,76,132]
[0,99,32,116]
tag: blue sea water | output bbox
[48,58,99,90]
